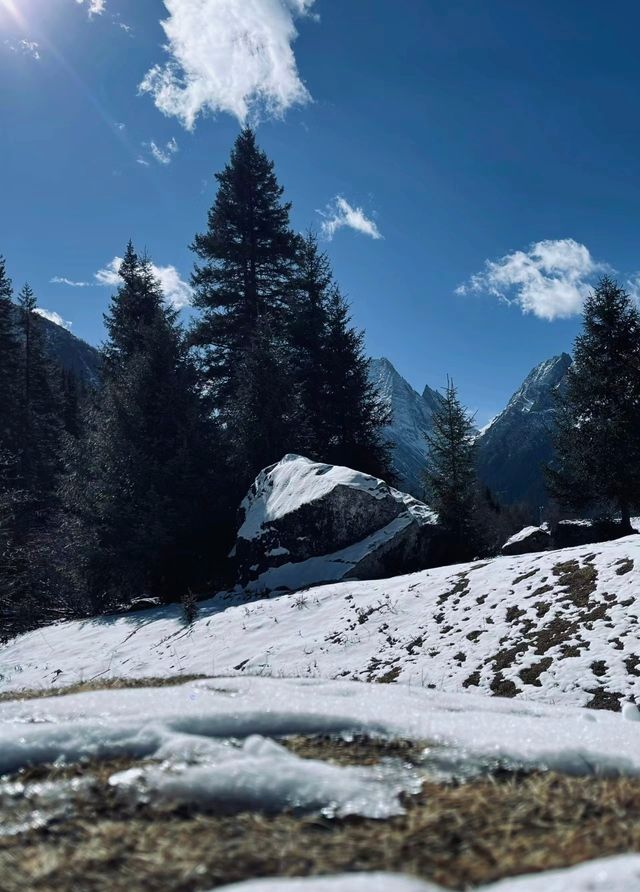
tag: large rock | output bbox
[553,519,633,549]
[234,454,444,592]
[501,525,551,556]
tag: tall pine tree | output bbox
[61,246,222,610]
[425,378,478,559]
[0,280,65,637]
[547,276,640,531]
[0,257,20,455]
[289,233,391,477]
[16,283,64,495]
[190,128,299,488]
[322,285,391,478]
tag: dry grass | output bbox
[0,675,207,703]
[3,737,640,892]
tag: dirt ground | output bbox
[3,729,640,892]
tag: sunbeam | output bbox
[0,0,29,29]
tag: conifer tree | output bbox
[0,257,20,454]
[322,286,392,478]
[190,128,299,489]
[288,233,391,476]
[547,276,640,531]
[0,281,65,635]
[288,232,336,455]
[15,283,64,496]
[425,378,478,557]
[191,127,297,406]
[61,246,222,610]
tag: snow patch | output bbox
[215,855,640,891]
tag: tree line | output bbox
[425,276,640,556]
[0,128,391,639]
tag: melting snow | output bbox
[4,536,640,709]
[214,854,640,891]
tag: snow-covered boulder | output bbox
[553,518,631,549]
[501,524,551,556]
[234,454,443,592]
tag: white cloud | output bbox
[35,308,72,330]
[95,257,193,310]
[148,137,179,165]
[456,239,605,321]
[75,0,106,16]
[5,40,41,60]
[51,276,92,287]
[139,0,317,128]
[318,197,383,242]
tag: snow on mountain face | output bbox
[475,353,572,507]
[369,358,442,497]
[4,534,640,712]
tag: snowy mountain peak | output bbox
[369,358,441,497]
[476,353,572,506]
[503,353,572,418]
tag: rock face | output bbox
[476,354,572,507]
[502,525,552,556]
[234,454,444,592]
[368,357,442,498]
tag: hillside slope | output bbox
[3,535,640,710]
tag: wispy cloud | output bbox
[35,308,72,330]
[139,0,317,129]
[318,197,383,242]
[75,0,106,17]
[51,276,92,288]
[95,257,193,309]
[5,39,41,60]
[148,137,179,165]
[456,239,605,321]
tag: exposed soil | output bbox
[0,675,207,704]
[4,737,640,892]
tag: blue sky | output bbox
[3,0,640,422]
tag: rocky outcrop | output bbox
[502,519,634,556]
[502,525,551,556]
[234,454,444,592]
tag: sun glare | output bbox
[0,0,28,29]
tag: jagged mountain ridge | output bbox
[369,357,442,497]
[475,353,572,506]
[372,353,572,509]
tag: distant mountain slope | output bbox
[476,353,571,507]
[3,533,639,711]
[369,357,441,497]
[10,306,101,388]
[39,317,101,387]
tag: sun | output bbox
[0,0,28,28]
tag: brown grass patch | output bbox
[4,751,640,892]
[0,675,208,704]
